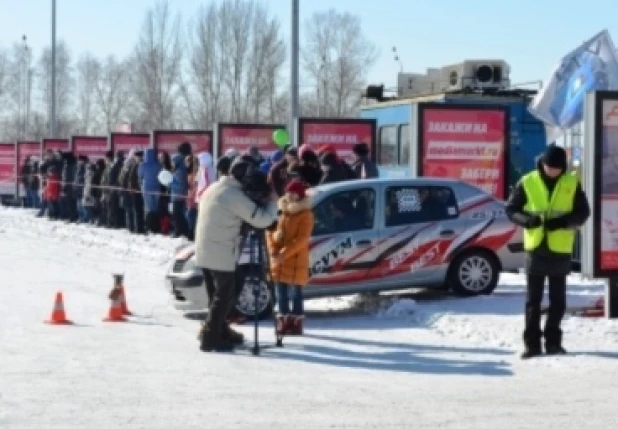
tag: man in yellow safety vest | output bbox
[506,145,590,359]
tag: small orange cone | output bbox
[45,292,73,325]
[119,286,133,316]
[103,294,128,322]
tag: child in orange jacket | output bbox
[267,179,314,335]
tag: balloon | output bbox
[272,129,289,148]
[158,170,173,186]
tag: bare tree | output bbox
[94,55,132,133]
[302,9,379,117]
[75,53,99,134]
[37,40,74,137]
[186,0,286,126]
[184,2,229,128]
[0,43,31,140]
[132,0,183,130]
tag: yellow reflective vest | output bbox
[521,170,578,254]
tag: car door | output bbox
[369,183,462,287]
[307,185,380,288]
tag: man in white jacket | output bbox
[195,157,278,352]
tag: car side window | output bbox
[384,185,458,227]
[313,188,376,236]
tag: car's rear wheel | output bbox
[234,265,273,320]
[448,250,499,296]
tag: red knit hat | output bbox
[285,179,307,199]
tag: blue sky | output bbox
[1,0,618,88]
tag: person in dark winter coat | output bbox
[290,146,322,186]
[158,151,173,234]
[268,146,297,197]
[93,159,106,225]
[61,152,78,221]
[27,160,41,209]
[119,149,138,232]
[138,148,162,233]
[351,142,379,179]
[169,153,190,238]
[108,151,125,228]
[506,145,590,359]
[318,145,356,185]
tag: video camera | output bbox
[230,155,272,208]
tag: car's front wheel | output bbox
[234,265,273,320]
[447,250,499,296]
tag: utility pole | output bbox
[50,0,57,137]
[290,0,300,146]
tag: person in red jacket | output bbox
[45,165,61,219]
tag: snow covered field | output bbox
[1,206,618,429]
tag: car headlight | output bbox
[184,258,197,272]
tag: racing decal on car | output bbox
[308,195,510,285]
[309,236,353,276]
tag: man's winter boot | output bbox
[199,325,235,352]
[521,346,542,360]
[223,324,244,345]
[287,315,304,336]
[545,344,567,355]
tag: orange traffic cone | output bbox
[45,292,73,325]
[119,286,133,316]
[103,294,128,322]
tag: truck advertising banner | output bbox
[42,138,70,154]
[153,130,212,155]
[215,123,284,159]
[0,143,16,195]
[417,104,509,200]
[297,118,377,163]
[110,133,151,153]
[72,136,109,161]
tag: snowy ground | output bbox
[1,206,618,429]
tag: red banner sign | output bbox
[17,141,41,168]
[42,138,70,153]
[419,106,508,200]
[217,124,283,158]
[0,143,16,193]
[73,136,109,160]
[298,118,376,163]
[110,133,150,153]
[153,131,212,155]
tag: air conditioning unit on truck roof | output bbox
[439,59,510,92]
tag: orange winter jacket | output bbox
[266,196,314,286]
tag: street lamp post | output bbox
[22,35,31,140]
[50,0,57,138]
[290,0,300,146]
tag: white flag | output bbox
[529,29,618,140]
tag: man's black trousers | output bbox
[524,274,567,348]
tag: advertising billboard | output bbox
[110,133,151,153]
[42,138,70,154]
[72,136,109,161]
[0,143,16,195]
[215,123,284,159]
[417,104,510,200]
[297,118,377,163]
[153,130,212,155]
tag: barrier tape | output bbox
[0,174,197,200]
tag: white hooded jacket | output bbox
[196,151,216,204]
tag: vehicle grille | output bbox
[172,260,185,272]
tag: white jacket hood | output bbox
[196,151,216,203]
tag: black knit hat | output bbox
[541,145,567,170]
[352,142,370,156]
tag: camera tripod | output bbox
[243,228,284,355]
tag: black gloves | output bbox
[525,214,543,229]
[544,216,570,231]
